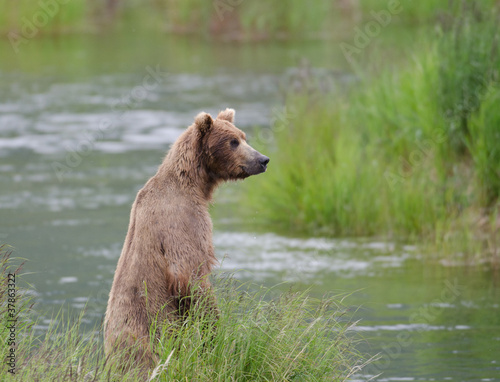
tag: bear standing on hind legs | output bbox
[103,108,269,373]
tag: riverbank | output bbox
[244,4,500,265]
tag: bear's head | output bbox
[194,108,269,180]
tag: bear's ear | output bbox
[217,108,235,123]
[194,112,214,136]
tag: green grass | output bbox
[153,280,366,381]
[244,4,500,264]
[0,247,367,381]
[468,88,500,205]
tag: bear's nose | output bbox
[260,156,270,167]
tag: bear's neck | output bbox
[156,130,221,203]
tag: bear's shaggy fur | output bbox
[103,108,269,371]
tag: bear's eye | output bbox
[230,139,239,149]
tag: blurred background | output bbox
[1,0,499,380]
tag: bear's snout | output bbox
[243,149,270,176]
[259,155,270,171]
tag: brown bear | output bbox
[103,108,269,373]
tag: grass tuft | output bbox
[153,279,366,381]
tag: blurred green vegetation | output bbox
[245,3,500,264]
[2,0,498,40]
[0,0,89,34]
